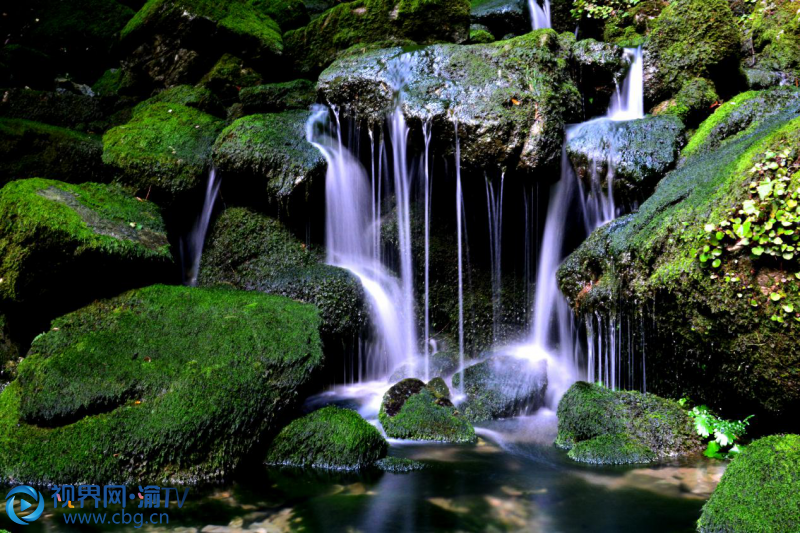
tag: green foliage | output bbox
[571,0,640,21]
[680,400,753,459]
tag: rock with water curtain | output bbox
[470,0,528,39]
[698,434,800,533]
[557,87,800,428]
[569,38,630,117]
[0,284,323,483]
[284,0,471,75]
[318,30,586,176]
[379,378,476,443]
[198,207,367,344]
[0,178,173,312]
[742,0,800,90]
[211,110,325,201]
[565,115,685,203]
[102,101,224,204]
[265,406,388,470]
[556,382,702,464]
[451,355,547,423]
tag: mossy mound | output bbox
[136,85,225,117]
[198,207,366,342]
[285,0,471,75]
[452,356,547,423]
[557,96,800,426]
[265,406,387,470]
[698,434,800,533]
[0,178,172,308]
[0,88,109,132]
[651,77,719,129]
[0,119,105,186]
[470,0,527,39]
[745,0,800,88]
[92,69,126,97]
[211,110,324,201]
[379,378,476,443]
[644,0,741,104]
[240,79,317,114]
[199,54,264,102]
[469,28,495,44]
[555,382,701,464]
[102,102,224,202]
[0,284,323,483]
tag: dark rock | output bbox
[0,88,109,132]
[199,54,264,103]
[240,79,317,113]
[0,45,56,90]
[470,0,528,39]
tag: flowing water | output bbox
[529,0,551,30]
[183,168,221,286]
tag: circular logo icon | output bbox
[5,485,44,526]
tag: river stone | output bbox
[318,30,583,176]
[379,378,476,443]
[452,355,547,423]
[470,0,528,39]
[556,382,702,464]
[0,284,323,483]
[565,115,684,202]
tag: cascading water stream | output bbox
[184,168,221,287]
[528,0,551,30]
[608,47,644,122]
[486,173,505,343]
[454,121,466,394]
[423,120,433,381]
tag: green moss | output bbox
[249,0,310,31]
[555,382,701,464]
[375,456,427,472]
[265,406,387,470]
[91,69,126,97]
[135,85,225,117]
[0,284,323,483]
[199,54,264,101]
[102,102,224,202]
[470,29,495,44]
[240,79,317,113]
[379,378,476,443]
[0,119,104,186]
[748,0,800,83]
[198,207,366,340]
[652,77,719,128]
[699,434,800,533]
[0,314,18,379]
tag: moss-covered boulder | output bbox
[452,356,547,423]
[137,85,225,117]
[644,0,741,105]
[285,0,471,75]
[103,102,224,202]
[199,54,264,102]
[249,0,310,32]
[0,284,323,483]
[0,88,110,132]
[240,79,317,114]
[318,30,584,175]
[651,77,719,129]
[566,115,685,203]
[198,207,366,343]
[470,0,527,39]
[0,179,172,310]
[698,434,800,533]
[212,110,324,201]
[265,406,387,470]
[556,382,701,464]
[379,378,476,443]
[557,88,800,427]
[0,119,105,186]
[744,0,800,89]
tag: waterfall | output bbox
[529,0,551,30]
[454,121,466,394]
[423,120,433,381]
[486,173,505,343]
[184,168,220,287]
[608,47,644,122]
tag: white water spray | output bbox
[608,47,644,122]
[529,0,551,30]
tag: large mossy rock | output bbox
[557,87,800,427]
[0,179,172,309]
[698,434,800,533]
[102,102,225,203]
[198,207,366,343]
[644,0,741,105]
[565,115,684,203]
[0,119,105,186]
[285,0,471,75]
[556,382,701,464]
[0,284,323,483]
[318,30,586,175]
[451,356,547,422]
[744,0,800,89]
[265,406,388,470]
[470,0,528,39]
[139,85,226,117]
[211,110,324,201]
[379,378,476,443]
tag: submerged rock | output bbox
[556,382,701,464]
[375,456,427,472]
[379,378,476,443]
[470,0,528,39]
[565,115,684,203]
[698,434,800,533]
[265,406,387,470]
[0,284,323,483]
[452,355,547,423]
[0,179,172,309]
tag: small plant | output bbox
[679,399,753,459]
[571,0,641,21]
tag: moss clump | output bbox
[746,0,800,86]
[265,406,387,470]
[652,77,719,128]
[0,284,323,483]
[556,382,701,464]
[470,28,495,44]
[198,207,366,341]
[0,119,105,186]
[212,110,324,200]
[0,178,172,307]
[102,102,224,202]
[199,54,264,102]
[92,69,126,97]
[645,0,741,103]
[136,85,225,117]
[699,434,800,533]
[379,378,476,443]
[240,79,317,113]
[284,0,471,74]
